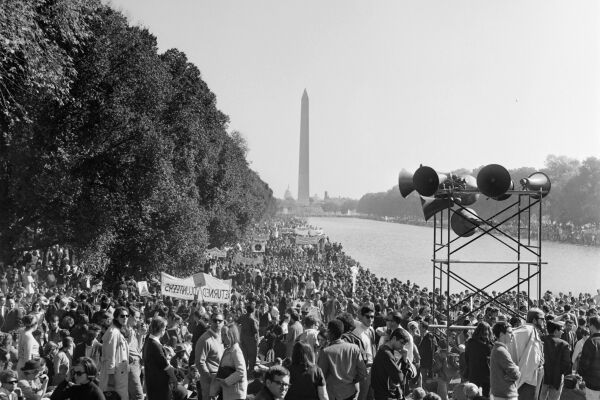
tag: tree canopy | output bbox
[0,1,275,278]
[358,156,600,226]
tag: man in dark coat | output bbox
[578,316,600,399]
[418,320,438,379]
[1,296,22,333]
[143,316,177,400]
[238,304,259,371]
[540,320,572,400]
[371,328,413,400]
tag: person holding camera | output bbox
[17,359,49,400]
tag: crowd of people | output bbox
[378,216,600,247]
[0,216,597,400]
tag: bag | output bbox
[104,391,122,400]
[216,365,237,380]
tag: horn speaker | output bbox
[398,169,415,198]
[414,166,447,197]
[520,172,551,198]
[476,164,512,198]
[420,196,454,221]
[451,208,483,237]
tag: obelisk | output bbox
[297,89,310,205]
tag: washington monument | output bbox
[297,89,310,205]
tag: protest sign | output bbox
[295,236,320,246]
[137,281,151,297]
[161,272,199,301]
[233,254,263,266]
[205,248,228,259]
[192,273,232,304]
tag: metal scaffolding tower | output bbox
[431,190,547,333]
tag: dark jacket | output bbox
[464,338,492,389]
[370,345,409,400]
[543,335,572,390]
[578,332,600,390]
[418,332,437,370]
[50,380,106,400]
[143,337,171,400]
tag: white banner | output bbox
[192,273,232,304]
[161,272,199,300]
[159,272,232,304]
[205,248,228,259]
[295,236,320,245]
[233,254,263,266]
[294,228,309,236]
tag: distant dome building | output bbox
[284,186,294,201]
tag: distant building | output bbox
[284,186,294,201]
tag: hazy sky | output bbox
[107,0,599,199]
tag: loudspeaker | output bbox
[520,172,551,198]
[451,208,483,237]
[476,164,512,198]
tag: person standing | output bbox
[508,308,545,400]
[143,316,177,400]
[539,319,572,400]
[238,304,259,371]
[212,324,247,400]
[370,328,413,400]
[195,313,224,400]
[490,321,520,400]
[561,318,577,356]
[318,320,367,400]
[126,308,144,400]
[286,310,304,359]
[99,306,130,400]
[353,306,376,400]
[417,321,438,380]
[578,316,600,400]
[464,322,493,397]
[2,296,22,333]
[286,341,328,400]
[16,315,40,380]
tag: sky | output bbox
[107,0,599,199]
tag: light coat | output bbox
[99,325,130,400]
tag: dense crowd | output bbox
[0,217,597,400]
[378,216,600,247]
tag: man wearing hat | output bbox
[0,369,22,399]
[17,359,49,400]
[539,319,571,400]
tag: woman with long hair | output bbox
[464,321,493,397]
[99,306,130,400]
[285,341,328,400]
[17,315,40,379]
[50,357,105,400]
[213,323,247,400]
